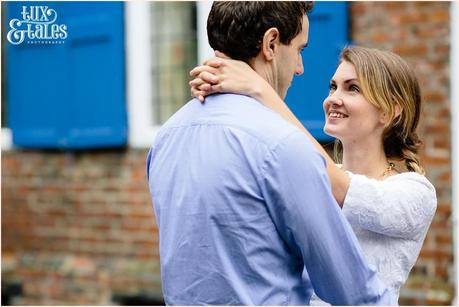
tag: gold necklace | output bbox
[380,162,396,178]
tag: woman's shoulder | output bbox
[389,172,436,202]
[385,171,435,190]
[343,170,437,234]
[345,169,436,200]
[335,164,436,201]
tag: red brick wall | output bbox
[351,1,453,305]
[2,150,162,304]
[1,2,454,305]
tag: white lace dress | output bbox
[311,171,437,305]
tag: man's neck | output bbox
[250,57,279,95]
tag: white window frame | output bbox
[125,1,213,148]
[1,2,12,150]
[1,0,12,149]
[125,2,158,148]
[1,128,12,150]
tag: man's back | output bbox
[147,94,392,305]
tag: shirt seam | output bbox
[157,121,298,149]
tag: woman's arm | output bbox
[190,57,350,206]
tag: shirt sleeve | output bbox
[343,172,437,240]
[259,131,394,306]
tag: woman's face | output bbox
[323,61,386,144]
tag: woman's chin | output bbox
[323,126,339,138]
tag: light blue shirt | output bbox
[147,94,393,305]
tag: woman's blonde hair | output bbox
[334,46,425,174]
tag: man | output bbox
[147,2,393,305]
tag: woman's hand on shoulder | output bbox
[189,51,267,102]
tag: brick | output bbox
[394,44,428,57]
[429,10,450,23]
[422,155,450,166]
[435,205,452,218]
[435,107,450,119]
[350,3,367,15]
[424,91,447,104]
[432,138,450,150]
[424,122,450,134]
[398,12,428,25]
[434,43,450,56]
[383,2,407,11]
[435,233,452,246]
[436,172,451,184]
[371,32,390,43]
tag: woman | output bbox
[189,46,437,303]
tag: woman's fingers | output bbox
[190,63,221,77]
[203,57,224,68]
[198,71,219,84]
[190,86,207,102]
[189,77,205,88]
[190,78,217,102]
[189,54,249,99]
[190,65,217,77]
[189,76,217,90]
[198,83,212,91]
[190,65,206,77]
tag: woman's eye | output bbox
[329,83,337,91]
[350,85,360,92]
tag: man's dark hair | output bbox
[207,1,313,63]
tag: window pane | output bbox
[150,2,197,124]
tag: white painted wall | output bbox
[197,1,214,64]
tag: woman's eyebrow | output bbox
[344,78,359,83]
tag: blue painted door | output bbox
[285,2,349,142]
[5,1,126,149]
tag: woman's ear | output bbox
[394,104,402,119]
[380,104,402,126]
[261,27,280,61]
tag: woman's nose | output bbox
[326,94,344,106]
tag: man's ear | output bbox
[261,27,280,61]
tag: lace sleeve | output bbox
[342,172,437,240]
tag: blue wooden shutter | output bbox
[6,2,126,149]
[285,2,349,142]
